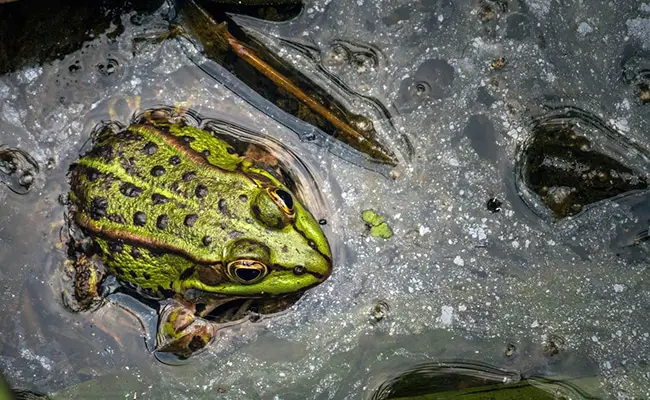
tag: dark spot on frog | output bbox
[201,149,211,158]
[151,166,166,177]
[238,194,248,202]
[184,214,198,227]
[195,184,208,198]
[182,171,197,181]
[149,249,164,258]
[151,193,169,205]
[100,174,116,190]
[318,219,327,225]
[157,214,169,230]
[169,181,181,194]
[90,197,109,220]
[218,199,229,215]
[179,135,195,144]
[220,223,227,230]
[227,231,243,240]
[308,240,317,249]
[486,197,502,213]
[157,285,175,298]
[108,213,126,224]
[202,236,213,246]
[69,63,81,73]
[293,265,305,275]
[188,335,207,352]
[142,272,151,280]
[87,145,113,162]
[129,270,137,279]
[133,211,147,226]
[179,267,195,280]
[169,155,181,165]
[142,141,158,156]
[282,246,288,253]
[120,182,143,198]
[108,240,123,253]
[119,156,138,176]
[86,167,101,182]
[131,247,142,259]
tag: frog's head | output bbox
[186,183,332,298]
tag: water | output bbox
[1,0,650,398]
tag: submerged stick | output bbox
[179,0,398,166]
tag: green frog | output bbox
[66,107,332,359]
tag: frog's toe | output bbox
[156,302,215,359]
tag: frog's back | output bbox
[69,122,274,292]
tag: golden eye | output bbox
[269,188,295,215]
[227,260,268,285]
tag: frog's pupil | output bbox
[235,268,261,282]
[275,189,294,210]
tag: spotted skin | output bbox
[69,122,332,299]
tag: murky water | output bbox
[1,0,650,398]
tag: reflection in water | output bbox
[371,361,602,400]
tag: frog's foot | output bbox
[155,299,215,359]
[64,254,106,312]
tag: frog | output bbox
[66,107,333,359]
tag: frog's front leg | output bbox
[156,299,215,359]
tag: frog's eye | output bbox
[227,260,268,285]
[270,188,295,215]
